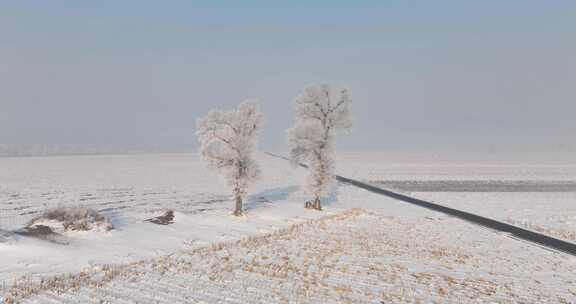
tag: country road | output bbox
[266,152,576,257]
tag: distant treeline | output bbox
[0,144,173,157]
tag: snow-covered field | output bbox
[336,150,576,181]
[0,154,322,282]
[1,152,575,303]
[407,192,576,243]
[339,151,576,243]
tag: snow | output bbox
[1,152,575,303]
[409,192,576,242]
[335,150,576,181]
[0,154,320,282]
[335,151,576,243]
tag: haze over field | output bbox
[1,1,575,153]
[2,3,576,302]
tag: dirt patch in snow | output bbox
[145,210,175,225]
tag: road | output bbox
[266,152,576,257]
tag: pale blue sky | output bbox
[1,1,575,150]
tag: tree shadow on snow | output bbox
[320,185,340,208]
[245,185,300,211]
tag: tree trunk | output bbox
[305,197,322,210]
[314,197,322,210]
[233,194,243,216]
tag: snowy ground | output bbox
[9,208,576,303]
[335,150,576,182]
[1,152,575,303]
[0,154,322,282]
[340,151,576,243]
[406,192,576,243]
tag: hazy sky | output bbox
[1,1,575,151]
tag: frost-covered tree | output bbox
[288,84,353,210]
[196,100,263,216]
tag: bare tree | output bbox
[288,84,353,210]
[196,100,263,216]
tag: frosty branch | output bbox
[196,100,263,216]
[288,84,353,210]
